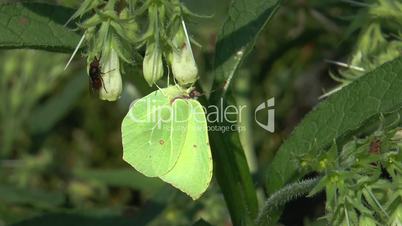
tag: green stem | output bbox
[199,94,258,226]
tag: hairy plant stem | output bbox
[256,177,321,226]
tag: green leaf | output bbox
[213,0,282,93]
[11,186,175,226]
[0,184,64,208]
[0,202,39,225]
[11,212,152,226]
[0,3,81,52]
[29,74,86,134]
[266,57,402,194]
[208,0,282,225]
[73,168,164,196]
[12,214,127,226]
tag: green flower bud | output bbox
[120,8,138,42]
[99,49,122,101]
[171,22,198,86]
[143,42,164,86]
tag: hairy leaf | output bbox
[266,57,402,194]
[256,177,320,226]
[213,0,282,94]
[0,3,81,52]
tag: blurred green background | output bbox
[0,0,401,225]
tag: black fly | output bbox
[88,57,107,95]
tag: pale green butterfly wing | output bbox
[122,87,189,177]
[160,99,213,200]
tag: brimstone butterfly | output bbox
[121,85,213,199]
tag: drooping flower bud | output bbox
[171,21,198,86]
[99,48,122,101]
[143,42,164,86]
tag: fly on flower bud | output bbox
[98,49,122,101]
[171,21,198,86]
[143,42,164,86]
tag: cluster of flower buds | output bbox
[141,0,199,87]
[303,128,402,225]
[67,0,202,101]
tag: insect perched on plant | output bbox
[170,88,202,104]
[88,57,107,94]
[169,84,225,104]
[122,85,213,200]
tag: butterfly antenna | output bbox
[155,83,166,95]
[200,87,219,97]
[206,81,226,96]
[175,83,186,93]
[207,88,217,96]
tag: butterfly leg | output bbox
[100,76,108,93]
